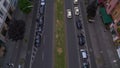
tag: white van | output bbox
[74,0,78,4]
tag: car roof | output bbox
[80,49,87,58]
[82,51,87,58]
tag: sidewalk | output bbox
[2,3,34,68]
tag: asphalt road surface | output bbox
[31,0,55,68]
[79,0,97,68]
[64,0,81,68]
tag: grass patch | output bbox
[55,0,66,68]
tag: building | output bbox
[0,0,18,44]
[105,0,120,44]
[111,1,120,23]
[105,0,119,14]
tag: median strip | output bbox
[54,0,67,68]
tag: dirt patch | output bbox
[57,48,63,55]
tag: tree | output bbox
[117,27,120,33]
[87,0,97,19]
[8,20,26,41]
[18,0,33,14]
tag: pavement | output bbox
[2,0,36,68]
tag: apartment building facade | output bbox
[0,0,18,44]
[105,0,118,14]
[104,0,120,44]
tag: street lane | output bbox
[32,0,55,68]
[79,0,97,68]
[64,0,80,68]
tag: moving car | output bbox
[74,0,78,4]
[80,49,88,59]
[67,9,72,18]
[76,20,82,30]
[78,33,85,46]
[74,7,79,15]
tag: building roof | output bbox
[99,7,113,25]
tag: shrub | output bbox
[117,27,120,33]
[18,0,33,14]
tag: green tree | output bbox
[18,0,33,14]
[87,0,97,19]
[117,27,120,33]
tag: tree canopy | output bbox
[18,0,33,14]
[87,0,97,19]
[8,20,25,41]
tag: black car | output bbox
[36,26,43,34]
[34,34,41,47]
[82,61,89,68]
[39,5,45,15]
[36,16,44,27]
[76,20,82,30]
[78,33,85,46]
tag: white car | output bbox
[74,7,79,15]
[67,9,72,18]
[74,0,78,4]
[41,0,45,6]
[80,49,88,59]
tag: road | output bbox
[79,0,97,68]
[31,0,55,68]
[64,0,81,68]
[80,0,120,68]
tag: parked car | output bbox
[40,16,44,25]
[41,0,45,6]
[78,33,85,46]
[36,16,44,27]
[74,7,79,15]
[76,20,82,30]
[18,64,22,68]
[82,61,89,68]
[40,6,45,15]
[74,0,78,4]
[67,9,72,18]
[80,49,88,59]
[34,34,41,47]
[7,63,14,67]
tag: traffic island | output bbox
[55,0,67,68]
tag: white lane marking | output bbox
[42,52,44,60]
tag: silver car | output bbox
[74,0,78,4]
[74,7,79,15]
[67,9,72,18]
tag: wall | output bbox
[111,2,120,23]
[106,0,118,14]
